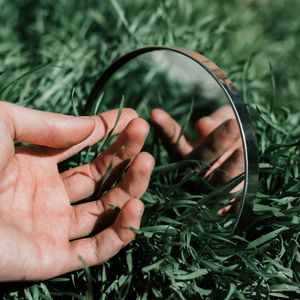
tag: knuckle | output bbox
[195,116,212,130]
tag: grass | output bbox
[1,0,300,299]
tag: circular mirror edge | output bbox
[224,88,259,234]
[84,46,234,112]
[84,46,259,234]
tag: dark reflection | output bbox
[89,51,245,226]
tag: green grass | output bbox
[1,0,300,299]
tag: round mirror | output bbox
[84,46,258,233]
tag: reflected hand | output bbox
[0,101,154,281]
[151,105,244,187]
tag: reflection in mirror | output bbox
[89,50,245,231]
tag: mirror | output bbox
[84,47,258,233]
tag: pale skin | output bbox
[151,106,244,183]
[0,101,243,282]
[151,106,244,213]
[0,101,155,281]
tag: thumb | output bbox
[0,101,95,148]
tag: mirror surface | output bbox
[88,50,245,231]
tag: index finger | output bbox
[53,108,138,163]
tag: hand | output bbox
[0,101,154,281]
[151,105,244,188]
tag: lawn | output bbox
[1,0,300,299]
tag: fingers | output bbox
[203,139,242,177]
[210,148,245,188]
[210,105,235,121]
[61,118,150,202]
[194,116,220,142]
[213,149,245,216]
[188,119,240,164]
[0,101,138,163]
[52,108,138,163]
[194,105,235,143]
[69,152,154,240]
[151,108,193,157]
[67,198,144,271]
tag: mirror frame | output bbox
[84,46,259,234]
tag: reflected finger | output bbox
[209,148,245,187]
[188,118,240,164]
[213,149,245,215]
[151,108,193,158]
[194,105,235,144]
[204,138,242,178]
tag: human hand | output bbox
[151,105,244,188]
[0,101,154,281]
